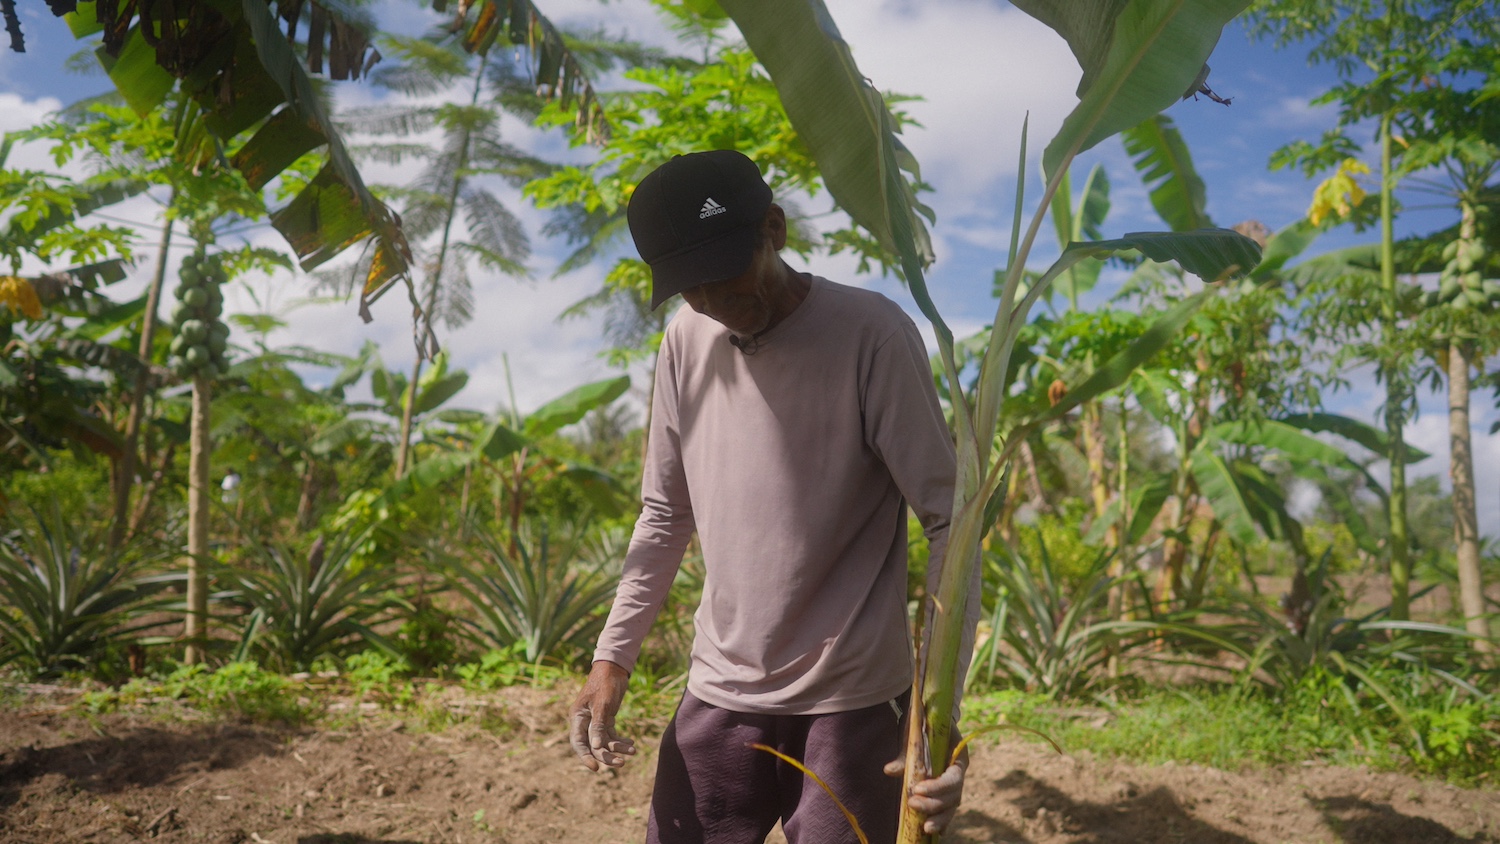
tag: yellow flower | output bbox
[0,276,43,320]
[1307,159,1371,227]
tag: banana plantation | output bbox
[0,1,1497,842]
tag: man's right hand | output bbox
[569,660,636,772]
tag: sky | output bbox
[2,0,1497,538]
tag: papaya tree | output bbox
[8,96,273,546]
[1397,83,1500,650]
[16,0,612,347]
[721,1,1260,838]
[1248,0,1500,620]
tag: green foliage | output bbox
[0,450,111,524]
[455,645,569,691]
[446,520,618,666]
[0,508,178,678]
[1207,553,1485,695]
[525,10,915,362]
[388,597,463,676]
[222,529,410,672]
[85,661,317,724]
[1015,502,1104,590]
[343,650,417,710]
[965,666,1499,784]
[970,540,1155,700]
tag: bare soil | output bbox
[2,683,1497,844]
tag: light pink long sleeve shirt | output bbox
[594,276,967,715]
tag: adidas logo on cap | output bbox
[699,197,727,219]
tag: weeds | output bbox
[964,667,1499,785]
[455,644,569,690]
[83,661,318,724]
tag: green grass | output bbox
[61,648,690,751]
[963,672,1499,786]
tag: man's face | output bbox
[679,236,779,337]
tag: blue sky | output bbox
[2,0,1496,537]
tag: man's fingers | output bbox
[589,718,612,750]
[908,757,967,833]
[923,808,958,835]
[569,711,601,772]
[912,761,965,795]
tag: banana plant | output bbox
[721,1,1260,839]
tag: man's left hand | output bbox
[883,735,969,834]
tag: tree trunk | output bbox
[395,354,426,479]
[1378,112,1413,621]
[129,431,174,536]
[110,217,174,548]
[1448,339,1491,650]
[184,374,212,665]
[395,56,488,480]
[295,460,320,531]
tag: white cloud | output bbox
[823,0,1080,226]
[0,93,65,171]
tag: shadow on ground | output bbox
[1314,795,1496,844]
[986,769,1259,844]
[0,722,285,809]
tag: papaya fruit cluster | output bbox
[1424,238,1500,311]
[168,250,231,380]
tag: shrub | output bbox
[969,536,1165,699]
[446,519,617,666]
[0,508,179,678]
[222,529,409,671]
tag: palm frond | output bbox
[460,188,530,267]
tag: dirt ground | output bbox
[2,682,1497,844]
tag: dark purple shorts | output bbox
[646,689,909,844]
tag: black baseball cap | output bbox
[626,150,773,310]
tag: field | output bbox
[2,682,1496,844]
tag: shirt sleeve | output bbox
[593,340,696,674]
[862,316,982,722]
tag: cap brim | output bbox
[648,225,758,310]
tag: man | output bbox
[568,149,974,843]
